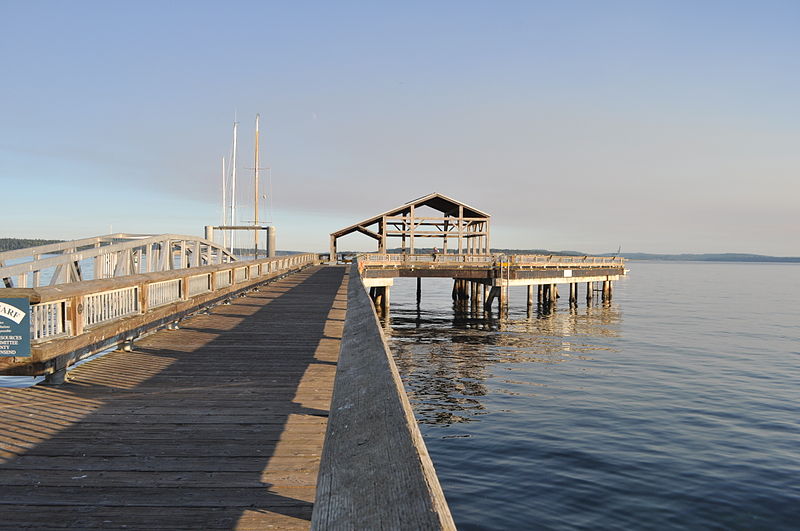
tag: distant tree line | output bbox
[359,247,800,262]
[0,238,64,252]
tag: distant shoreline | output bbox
[604,253,800,263]
[3,239,798,264]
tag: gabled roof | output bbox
[331,192,490,239]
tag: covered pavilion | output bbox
[329,192,491,258]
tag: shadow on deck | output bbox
[0,266,347,530]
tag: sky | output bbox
[1,0,798,255]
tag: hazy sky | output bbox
[2,1,798,255]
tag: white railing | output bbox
[359,253,624,268]
[0,233,237,288]
[187,274,211,296]
[215,270,232,288]
[147,279,182,309]
[84,287,140,328]
[8,253,316,366]
[30,300,69,341]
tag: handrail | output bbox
[0,253,318,378]
[1,233,237,288]
[312,260,455,530]
[357,253,625,267]
[0,233,153,261]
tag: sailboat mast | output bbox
[221,156,228,249]
[230,120,238,254]
[253,114,260,259]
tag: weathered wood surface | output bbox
[0,265,347,530]
[312,262,455,530]
[1,254,317,377]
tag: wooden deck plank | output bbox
[0,266,347,530]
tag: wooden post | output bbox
[538,284,543,303]
[409,205,415,254]
[416,277,421,305]
[587,282,593,302]
[380,217,387,253]
[457,205,463,255]
[383,285,390,312]
[484,286,499,312]
[602,280,608,302]
[443,218,449,254]
[527,284,533,312]
[569,283,577,303]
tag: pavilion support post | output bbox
[443,218,449,254]
[457,206,463,255]
[587,282,593,303]
[409,205,415,254]
[380,217,387,253]
[538,285,543,304]
[569,283,577,304]
[416,277,422,305]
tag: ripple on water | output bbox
[384,265,800,529]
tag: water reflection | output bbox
[383,293,622,426]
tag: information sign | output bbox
[0,298,31,357]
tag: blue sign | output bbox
[0,298,31,357]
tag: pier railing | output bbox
[313,260,455,530]
[1,253,317,379]
[359,253,624,268]
[0,233,237,288]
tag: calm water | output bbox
[383,262,799,530]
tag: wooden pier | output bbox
[0,266,347,529]
[359,253,625,314]
[1,190,624,529]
